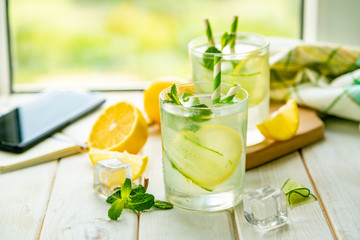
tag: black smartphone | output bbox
[0,90,105,153]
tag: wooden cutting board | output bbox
[246,102,324,170]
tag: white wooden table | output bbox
[0,92,359,240]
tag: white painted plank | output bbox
[39,153,137,240]
[234,152,333,239]
[302,119,360,239]
[138,128,237,240]
[0,161,57,240]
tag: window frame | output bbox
[1,0,306,95]
[0,0,11,97]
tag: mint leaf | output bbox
[108,199,124,220]
[121,178,132,201]
[106,191,122,204]
[181,92,193,102]
[189,97,200,106]
[220,98,236,104]
[188,104,212,122]
[182,94,201,107]
[166,84,182,105]
[163,99,174,104]
[184,123,200,132]
[220,32,235,50]
[127,193,155,212]
[182,92,201,107]
[130,184,146,195]
[203,46,221,70]
[153,200,173,209]
[192,104,209,108]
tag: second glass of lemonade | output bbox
[189,33,269,146]
[160,82,248,211]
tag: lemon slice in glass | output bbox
[164,125,242,191]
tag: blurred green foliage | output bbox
[9,0,301,86]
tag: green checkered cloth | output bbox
[270,44,360,122]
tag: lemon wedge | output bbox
[89,148,148,180]
[257,99,299,141]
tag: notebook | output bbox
[0,133,87,173]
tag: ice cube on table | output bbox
[243,185,288,230]
[93,158,132,197]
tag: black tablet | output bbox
[0,90,105,153]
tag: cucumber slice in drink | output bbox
[163,125,242,191]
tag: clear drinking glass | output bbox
[159,82,248,211]
[188,33,269,146]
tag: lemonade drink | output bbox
[189,33,269,145]
[160,82,248,211]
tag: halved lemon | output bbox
[89,148,148,180]
[163,125,243,191]
[88,101,148,154]
[257,99,299,141]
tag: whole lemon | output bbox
[144,77,185,124]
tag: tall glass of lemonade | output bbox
[189,33,269,145]
[160,82,248,211]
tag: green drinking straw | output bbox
[220,82,240,103]
[212,55,222,104]
[230,16,238,53]
[204,18,215,46]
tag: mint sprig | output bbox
[121,178,132,200]
[203,46,222,70]
[163,84,212,122]
[127,193,154,212]
[165,84,182,105]
[108,199,125,220]
[106,178,173,220]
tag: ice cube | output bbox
[93,158,132,197]
[243,185,288,230]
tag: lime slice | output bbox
[287,192,317,208]
[281,178,317,208]
[164,125,242,191]
[286,188,310,198]
[281,178,310,196]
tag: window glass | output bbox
[8,0,302,91]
